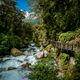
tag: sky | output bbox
[16,0,37,21]
[16,0,31,12]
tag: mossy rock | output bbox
[59,31,75,43]
[60,53,70,65]
[44,44,53,52]
[45,44,59,59]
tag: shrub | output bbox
[0,33,9,52]
[75,28,80,37]
[75,50,80,71]
[59,31,75,43]
[0,33,24,53]
[60,53,70,65]
[32,24,47,46]
[8,35,24,48]
[29,57,58,80]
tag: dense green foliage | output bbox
[29,0,80,80]
[0,33,23,53]
[29,56,58,80]
[58,29,80,45]
[0,0,80,79]
[58,31,75,43]
[0,0,33,53]
[31,0,80,40]
[0,0,24,34]
[32,24,47,46]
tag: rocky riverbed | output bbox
[0,43,41,80]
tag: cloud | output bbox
[25,11,38,20]
[25,11,30,18]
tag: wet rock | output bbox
[0,43,40,80]
[8,67,16,70]
[21,63,31,68]
[10,48,23,56]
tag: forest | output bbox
[0,0,80,80]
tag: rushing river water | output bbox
[0,43,40,80]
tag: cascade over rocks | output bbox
[0,43,41,80]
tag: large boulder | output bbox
[35,50,48,59]
[35,51,43,59]
[10,48,23,56]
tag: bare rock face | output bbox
[35,50,48,59]
[35,51,44,59]
[10,48,23,56]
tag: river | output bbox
[0,43,40,80]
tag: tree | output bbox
[0,0,33,53]
[0,0,24,34]
[31,0,80,40]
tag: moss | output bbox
[44,44,53,52]
[60,53,70,65]
[58,31,75,43]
